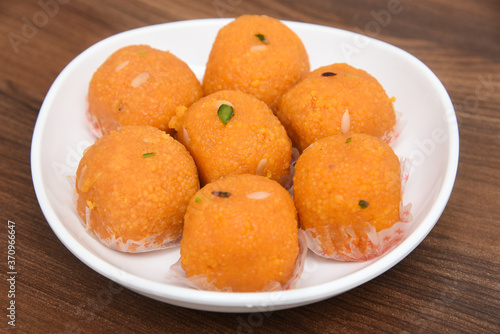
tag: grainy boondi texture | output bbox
[76,126,199,252]
[203,15,310,110]
[180,174,299,292]
[278,63,396,152]
[293,133,401,259]
[88,45,203,136]
[170,90,292,185]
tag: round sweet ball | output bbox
[88,45,203,136]
[180,174,299,292]
[293,133,401,260]
[277,63,396,152]
[203,15,310,110]
[170,90,292,185]
[75,126,200,252]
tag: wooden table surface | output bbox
[1,0,499,332]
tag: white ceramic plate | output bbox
[31,18,459,312]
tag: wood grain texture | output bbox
[1,0,499,333]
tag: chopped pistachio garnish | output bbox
[139,50,146,55]
[217,104,234,125]
[212,190,231,198]
[321,72,337,77]
[345,137,352,143]
[344,73,359,78]
[255,33,269,44]
[195,196,202,203]
[142,152,156,158]
[358,200,369,209]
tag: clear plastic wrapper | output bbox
[80,205,182,253]
[167,230,308,292]
[86,107,122,139]
[280,146,300,194]
[71,175,181,253]
[86,108,104,138]
[302,158,412,261]
[382,110,406,147]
